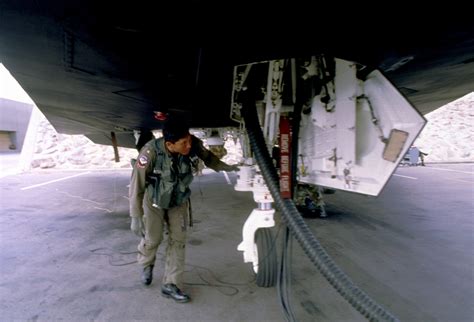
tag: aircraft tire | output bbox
[255,228,277,287]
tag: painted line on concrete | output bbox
[48,168,132,172]
[20,171,91,190]
[424,166,474,175]
[223,171,232,185]
[393,174,418,180]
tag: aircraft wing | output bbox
[1,1,473,148]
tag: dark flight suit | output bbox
[129,135,235,287]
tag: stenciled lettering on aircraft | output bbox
[281,155,290,173]
[279,117,291,198]
[281,133,289,153]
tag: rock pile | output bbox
[31,116,243,170]
[414,92,473,163]
[31,117,139,169]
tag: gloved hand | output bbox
[130,217,145,237]
[223,164,240,172]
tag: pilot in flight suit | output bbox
[129,119,238,303]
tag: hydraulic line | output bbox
[241,91,399,322]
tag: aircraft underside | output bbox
[0,1,473,149]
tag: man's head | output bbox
[163,118,192,155]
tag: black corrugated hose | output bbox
[241,92,399,322]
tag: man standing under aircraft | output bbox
[129,118,239,303]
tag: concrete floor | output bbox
[0,164,473,321]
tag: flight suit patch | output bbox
[137,155,148,168]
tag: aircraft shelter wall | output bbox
[0,98,33,151]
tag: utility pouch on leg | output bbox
[147,174,161,208]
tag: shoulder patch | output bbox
[137,155,149,168]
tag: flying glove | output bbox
[130,217,145,237]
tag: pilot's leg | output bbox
[420,153,425,166]
[162,200,188,288]
[137,195,165,285]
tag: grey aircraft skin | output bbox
[0,1,473,148]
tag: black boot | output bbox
[161,283,190,303]
[141,265,154,286]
